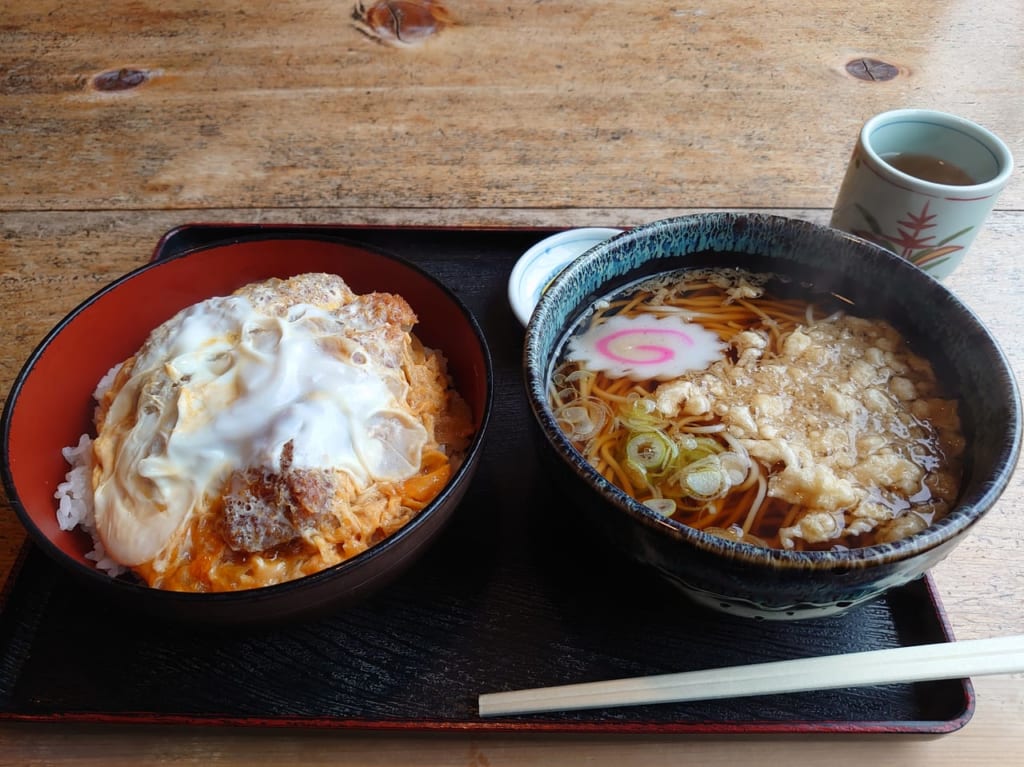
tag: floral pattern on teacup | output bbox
[849,199,971,274]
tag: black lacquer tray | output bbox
[0,224,973,734]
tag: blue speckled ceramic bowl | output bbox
[524,212,1021,620]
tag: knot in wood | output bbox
[845,58,899,82]
[352,1,453,47]
[91,68,151,92]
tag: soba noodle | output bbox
[550,269,964,551]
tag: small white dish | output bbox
[508,227,623,326]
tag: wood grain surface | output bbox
[1,0,1021,763]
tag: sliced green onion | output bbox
[718,451,750,486]
[674,454,728,500]
[554,396,611,442]
[643,498,677,516]
[618,396,666,430]
[625,430,678,473]
[622,458,649,488]
[704,525,769,548]
[685,467,725,499]
[563,368,595,386]
[675,436,724,464]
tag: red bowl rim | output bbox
[0,234,494,606]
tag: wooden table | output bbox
[1,1,1021,764]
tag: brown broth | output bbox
[882,152,977,186]
[551,270,964,552]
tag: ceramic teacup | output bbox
[831,109,1013,279]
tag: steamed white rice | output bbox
[53,364,127,577]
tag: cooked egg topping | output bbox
[91,290,429,566]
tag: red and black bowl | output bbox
[1,234,492,625]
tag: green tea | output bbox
[882,152,977,186]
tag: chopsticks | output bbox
[478,634,1024,717]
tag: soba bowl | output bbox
[1,235,492,625]
[524,212,1020,619]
